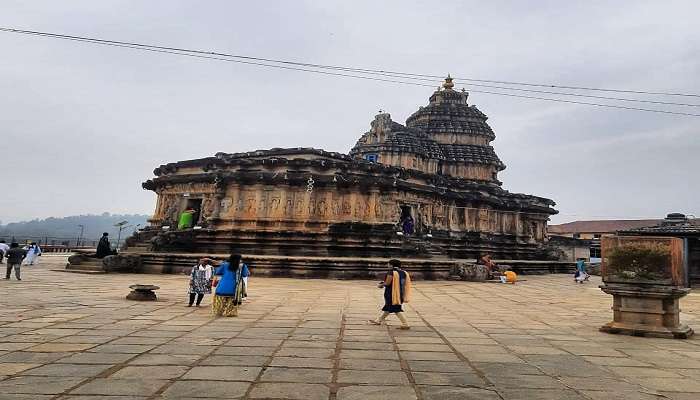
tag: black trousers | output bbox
[6,263,21,280]
[189,293,204,306]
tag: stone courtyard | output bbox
[1,255,700,400]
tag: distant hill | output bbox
[0,213,150,245]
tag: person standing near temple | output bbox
[5,243,27,280]
[401,215,415,236]
[177,208,196,230]
[212,253,248,317]
[0,240,9,263]
[369,259,412,329]
[187,258,213,307]
[95,232,114,258]
[241,260,250,300]
[23,242,42,265]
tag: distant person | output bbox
[480,253,500,278]
[369,259,412,329]
[0,240,9,263]
[480,254,496,272]
[188,258,213,307]
[23,242,42,265]
[5,243,27,280]
[95,232,114,258]
[212,253,248,317]
[574,258,590,283]
[401,215,415,235]
[501,269,517,284]
[178,208,196,230]
[241,260,251,300]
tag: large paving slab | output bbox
[0,254,699,399]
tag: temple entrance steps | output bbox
[63,257,106,273]
[130,252,577,279]
[398,235,446,258]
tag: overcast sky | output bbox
[1,0,698,225]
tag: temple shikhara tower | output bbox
[128,77,557,277]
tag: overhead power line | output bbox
[1,27,699,117]
[3,27,698,100]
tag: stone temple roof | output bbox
[619,213,700,236]
[405,76,495,140]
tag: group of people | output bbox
[186,253,250,317]
[1,240,42,281]
[186,254,414,328]
[480,254,517,284]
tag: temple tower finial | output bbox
[442,74,454,90]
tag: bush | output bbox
[607,243,671,281]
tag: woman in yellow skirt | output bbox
[212,254,247,317]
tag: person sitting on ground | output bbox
[211,253,248,317]
[502,269,517,284]
[479,254,497,272]
[95,232,115,258]
[187,258,213,307]
[480,253,504,281]
[5,243,27,281]
[369,259,412,329]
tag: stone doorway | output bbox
[400,205,415,235]
[183,198,203,225]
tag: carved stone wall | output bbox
[150,179,548,241]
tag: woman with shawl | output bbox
[96,233,113,258]
[369,259,412,329]
[212,253,249,317]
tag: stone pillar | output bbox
[599,283,693,339]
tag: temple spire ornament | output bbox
[442,74,454,90]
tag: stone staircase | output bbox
[62,256,106,274]
[399,235,446,258]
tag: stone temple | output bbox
[126,77,558,278]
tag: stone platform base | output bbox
[600,322,693,339]
[126,285,160,301]
[600,283,694,339]
[115,251,575,280]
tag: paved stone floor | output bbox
[1,255,700,399]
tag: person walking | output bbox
[5,243,27,280]
[0,240,9,263]
[211,254,248,317]
[23,242,42,265]
[369,259,412,329]
[574,258,590,283]
[188,258,213,307]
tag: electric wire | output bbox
[3,27,699,100]
[2,27,699,116]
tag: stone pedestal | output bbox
[126,285,160,301]
[599,283,693,339]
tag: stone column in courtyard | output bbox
[599,235,693,339]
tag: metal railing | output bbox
[0,235,100,248]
